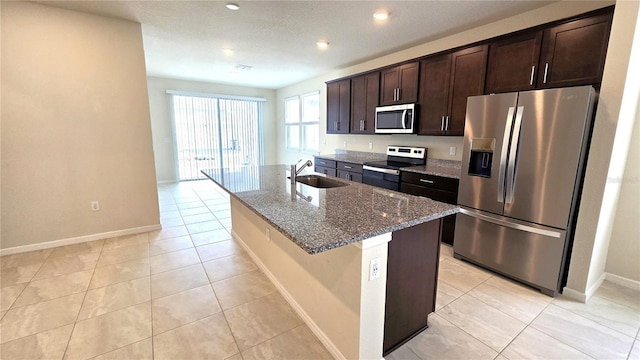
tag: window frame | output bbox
[285,91,320,153]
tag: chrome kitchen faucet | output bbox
[290,159,313,184]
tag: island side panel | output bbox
[383,219,442,354]
[230,197,389,360]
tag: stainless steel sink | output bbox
[295,175,349,189]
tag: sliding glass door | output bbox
[169,92,263,181]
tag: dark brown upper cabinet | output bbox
[326,79,350,134]
[418,45,488,136]
[537,11,613,89]
[380,62,419,105]
[350,72,380,134]
[485,31,543,94]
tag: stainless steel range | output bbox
[362,146,427,191]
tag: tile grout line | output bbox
[524,300,596,359]
[60,240,106,359]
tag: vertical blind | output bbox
[168,91,264,181]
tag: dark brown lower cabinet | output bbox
[314,165,336,177]
[399,172,459,245]
[383,219,441,355]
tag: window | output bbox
[285,92,319,152]
[168,91,265,181]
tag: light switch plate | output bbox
[449,146,457,156]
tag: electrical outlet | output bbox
[370,258,381,280]
[369,142,373,150]
[343,141,347,148]
[265,228,271,241]
[449,146,457,156]
[91,201,100,212]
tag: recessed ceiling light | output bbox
[373,10,390,21]
[223,48,234,56]
[226,3,240,10]
[316,40,330,49]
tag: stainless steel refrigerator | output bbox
[453,86,596,296]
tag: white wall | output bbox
[1,2,159,250]
[147,77,278,183]
[606,105,640,283]
[567,0,640,296]
[275,1,614,165]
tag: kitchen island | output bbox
[202,165,458,359]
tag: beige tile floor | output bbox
[1,180,638,360]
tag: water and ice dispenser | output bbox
[468,138,496,178]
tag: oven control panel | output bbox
[386,145,426,160]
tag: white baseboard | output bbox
[564,272,640,303]
[157,180,178,185]
[561,287,587,303]
[0,224,162,256]
[605,272,640,291]
[231,229,345,360]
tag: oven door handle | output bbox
[363,165,400,176]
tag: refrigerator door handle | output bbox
[498,106,516,203]
[460,208,562,238]
[506,106,525,204]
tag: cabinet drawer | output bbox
[337,162,363,173]
[400,172,459,193]
[337,170,363,183]
[400,183,457,204]
[315,165,336,177]
[314,158,336,168]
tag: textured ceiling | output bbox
[35,1,554,89]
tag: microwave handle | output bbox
[401,109,408,129]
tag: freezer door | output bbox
[453,208,567,294]
[458,92,518,215]
[503,86,595,228]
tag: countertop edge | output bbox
[203,171,459,255]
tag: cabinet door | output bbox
[380,68,400,105]
[326,79,350,134]
[537,11,613,88]
[337,170,362,182]
[418,54,452,135]
[350,72,380,134]
[380,62,419,105]
[315,165,336,177]
[398,62,419,103]
[447,44,488,136]
[485,31,542,94]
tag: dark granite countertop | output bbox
[202,165,458,254]
[402,159,462,179]
[314,151,386,164]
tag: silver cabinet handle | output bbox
[349,174,352,181]
[419,179,434,184]
[445,116,450,131]
[441,116,445,131]
[498,107,516,203]
[334,121,338,131]
[529,66,535,86]
[543,63,549,84]
[344,165,352,169]
[397,88,401,101]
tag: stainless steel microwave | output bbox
[375,103,416,134]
